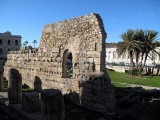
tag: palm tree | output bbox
[117,29,141,73]
[32,40,37,49]
[139,30,160,74]
[25,41,28,46]
[23,43,26,47]
[142,30,159,68]
[117,29,159,75]
[133,29,144,69]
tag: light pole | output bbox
[32,39,37,49]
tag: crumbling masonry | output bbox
[4,13,115,113]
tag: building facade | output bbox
[106,43,160,66]
[0,31,21,59]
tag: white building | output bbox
[106,43,160,66]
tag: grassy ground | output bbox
[2,80,32,92]
[108,70,160,88]
[112,82,129,87]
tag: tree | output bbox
[117,29,141,74]
[133,29,144,70]
[23,43,26,47]
[25,41,28,46]
[117,29,159,76]
[23,41,28,47]
[141,30,160,74]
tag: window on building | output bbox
[0,49,3,54]
[15,49,18,51]
[118,54,121,59]
[0,39,2,45]
[8,40,10,45]
[15,40,18,46]
[108,51,111,59]
[8,49,10,52]
[122,53,126,59]
[113,51,117,59]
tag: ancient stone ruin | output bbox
[8,68,22,104]
[4,13,115,113]
[41,89,64,120]
[21,91,40,113]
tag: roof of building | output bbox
[0,31,22,38]
[106,42,117,48]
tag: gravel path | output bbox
[112,82,160,90]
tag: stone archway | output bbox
[62,49,73,78]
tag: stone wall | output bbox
[3,13,115,113]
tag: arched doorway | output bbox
[62,49,73,78]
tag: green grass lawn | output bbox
[108,70,160,88]
[112,82,129,87]
[4,80,8,89]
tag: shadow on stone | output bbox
[21,91,40,113]
[64,73,115,119]
[41,89,64,120]
[8,68,22,104]
[34,76,42,92]
[22,83,30,89]
[115,86,160,120]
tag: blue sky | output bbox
[0,0,160,47]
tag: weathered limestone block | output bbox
[79,74,115,113]
[21,91,40,113]
[8,68,22,104]
[41,89,64,120]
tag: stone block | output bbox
[21,91,40,113]
[8,68,22,104]
[34,76,42,92]
[41,89,64,120]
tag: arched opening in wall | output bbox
[62,49,73,78]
